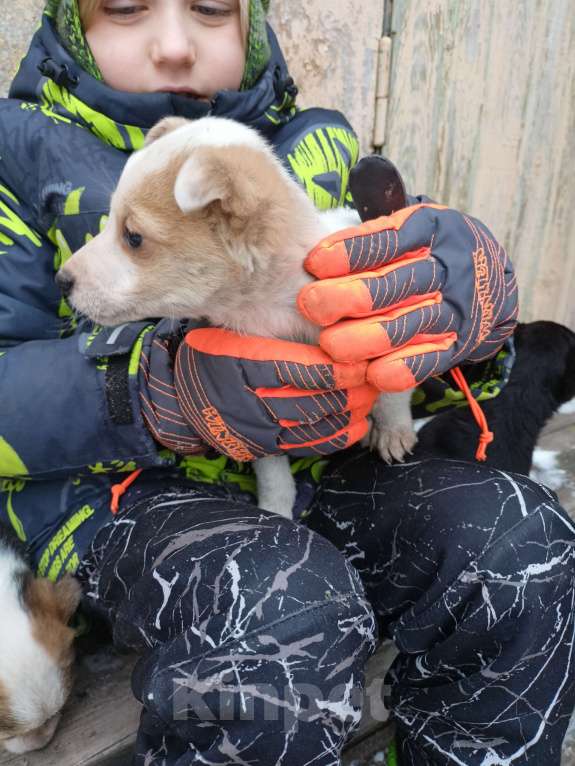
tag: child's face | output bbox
[85,1,245,99]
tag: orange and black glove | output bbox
[297,203,519,392]
[139,323,378,460]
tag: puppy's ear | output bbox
[174,148,230,214]
[145,117,190,147]
[174,146,273,272]
[174,145,268,220]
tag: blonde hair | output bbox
[78,0,99,28]
[79,0,250,46]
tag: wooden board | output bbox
[384,0,575,329]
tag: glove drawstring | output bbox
[450,366,494,461]
[110,468,143,515]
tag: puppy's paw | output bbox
[371,423,418,464]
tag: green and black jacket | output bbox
[0,12,366,577]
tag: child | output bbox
[0,1,574,763]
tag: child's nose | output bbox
[150,18,195,67]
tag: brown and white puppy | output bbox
[57,116,416,516]
[0,525,81,754]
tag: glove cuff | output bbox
[139,324,206,455]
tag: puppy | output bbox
[0,525,81,754]
[413,321,575,475]
[57,116,416,517]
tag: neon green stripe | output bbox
[6,493,26,542]
[42,80,125,147]
[0,437,29,477]
[0,184,18,204]
[126,124,146,150]
[129,325,155,376]
[0,478,28,543]
[64,187,85,216]
[288,125,359,210]
[41,80,146,151]
[0,199,42,247]
[265,111,282,125]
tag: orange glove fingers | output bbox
[367,346,458,392]
[186,327,334,365]
[184,327,368,390]
[305,203,447,279]
[298,254,443,327]
[317,302,458,363]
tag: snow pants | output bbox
[77,452,575,765]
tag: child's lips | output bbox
[158,87,209,102]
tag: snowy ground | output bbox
[530,446,572,491]
[560,400,575,416]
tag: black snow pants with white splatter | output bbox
[77,451,575,766]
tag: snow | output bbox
[558,398,575,415]
[530,448,568,491]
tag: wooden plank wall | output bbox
[269,1,384,153]
[384,0,575,328]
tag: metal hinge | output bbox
[373,0,394,150]
[372,35,392,149]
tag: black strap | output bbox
[105,356,133,425]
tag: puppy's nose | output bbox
[55,270,75,298]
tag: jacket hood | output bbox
[9,13,298,152]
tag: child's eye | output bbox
[191,3,232,17]
[103,4,146,15]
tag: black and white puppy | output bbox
[414,321,575,475]
[0,525,81,753]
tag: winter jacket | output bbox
[0,14,359,577]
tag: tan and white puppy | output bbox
[58,116,416,517]
[0,527,81,754]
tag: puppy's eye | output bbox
[124,227,143,249]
